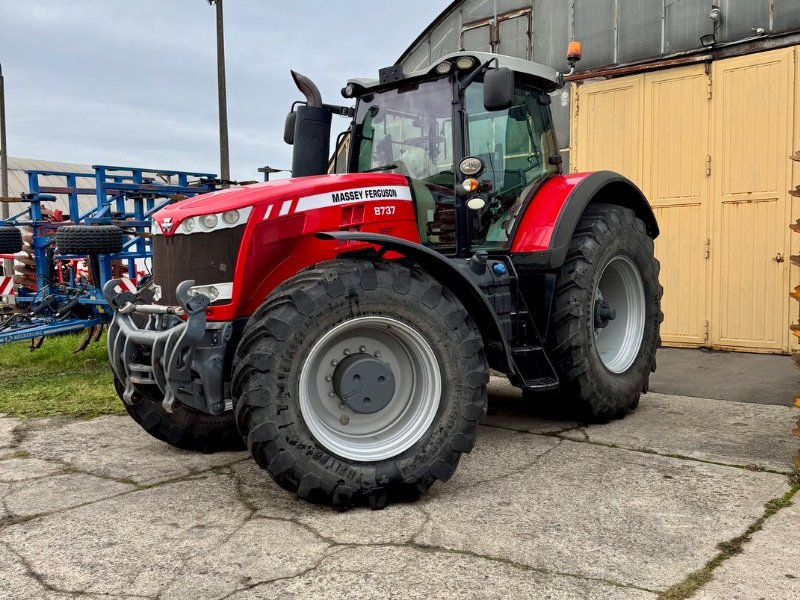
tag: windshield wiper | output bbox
[364,164,398,172]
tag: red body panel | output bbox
[509,172,593,253]
[153,174,419,321]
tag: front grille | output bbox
[152,226,244,305]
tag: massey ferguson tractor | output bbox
[104,48,662,510]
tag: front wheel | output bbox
[540,203,662,422]
[232,259,488,510]
[113,377,244,453]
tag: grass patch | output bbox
[0,334,123,419]
[658,484,799,600]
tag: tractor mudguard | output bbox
[316,231,516,375]
[510,171,659,269]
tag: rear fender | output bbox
[316,231,515,374]
[510,171,658,269]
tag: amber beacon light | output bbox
[567,40,583,64]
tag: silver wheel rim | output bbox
[593,256,646,374]
[298,316,441,462]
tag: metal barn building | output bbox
[399,0,800,354]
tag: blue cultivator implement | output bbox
[0,165,217,350]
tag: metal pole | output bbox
[212,0,230,184]
[0,62,11,276]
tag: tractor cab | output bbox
[287,52,565,257]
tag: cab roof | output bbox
[347,51,561,94]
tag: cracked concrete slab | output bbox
[693,495,800,600]
[229,545,658,599]
[449,425,562,489]
[0,457,65,482]
[20,415,245,485]
[415,439,790,592]
[3,472,136,519]
[486,377,580,433]
[0,474,251,597]
[231,460,430,545]
[0,543,71,599]
[159,517,330,600]
[560,393,797,472]
[0,386,795,599]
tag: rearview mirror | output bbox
[483,67,514,111]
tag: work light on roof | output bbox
[455,57,476,70]
[434,61,452,75]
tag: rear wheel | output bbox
[232,259,488,510]
[537,204,662,422]
[113,377,243,453]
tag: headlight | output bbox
[200,214,219,230]
[174,206,253,235]
[222,210,239,225]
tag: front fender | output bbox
[511,171,658,269]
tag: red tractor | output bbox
[105,49,661,510]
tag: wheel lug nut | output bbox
[359,345,366,352]
[330,359,338,366]
[339,415,350,426]
[325,375,332,382]
[338,403,346,410]
[343,348,351,355]
[328,391,335,398]
[374,351,381,358]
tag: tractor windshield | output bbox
[354,78,458,248]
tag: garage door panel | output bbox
[643,66,710,346]
[719,61,786,197]
[716,198,784,347]
[652,203,706,344]
[644,67,709,205]
[711,48,793,352]
[574,77,643,186]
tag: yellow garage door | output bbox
[572,49,797,353]
[572,66,710,347]
[642,66,711,346]
[710,48,795,352]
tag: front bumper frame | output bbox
[103,279,233,415]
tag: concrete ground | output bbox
[650,347,799,407]
[0,374,798,599]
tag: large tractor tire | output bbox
[537,203,662,422]
[113,377,244,453]
[232,259,488,510]
[0,225,23,254]
[56,225,124,255]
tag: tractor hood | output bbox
[152,173,411,235]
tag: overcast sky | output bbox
[0,0,449,181]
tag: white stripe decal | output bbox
[263,204,273,220]
[279,200,293,216]
[295,186,412,214]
